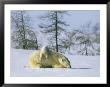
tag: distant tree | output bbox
[92,23,100,43]
[75,31,93,55]
[60,22,100,56]
[59,31,76,53]
[73,22,95,56]
[11,11,38,49]
[92,22,100,55]
[39,11,69,52]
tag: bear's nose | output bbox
[66,65,71,68]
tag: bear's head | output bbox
[58,57,71,68]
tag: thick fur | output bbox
[28,47,71,68]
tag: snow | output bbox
[10,49,100,77]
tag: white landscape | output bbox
[10,10,100,77]
[10,49,100,77]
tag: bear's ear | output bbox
[59,58,65,63]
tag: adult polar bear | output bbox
[28,46,71,68]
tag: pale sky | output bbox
[26,10,100,31]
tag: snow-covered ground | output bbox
[10,49,100,77]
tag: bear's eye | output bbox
[62,59,65,62]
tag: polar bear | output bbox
[28,46,71,68]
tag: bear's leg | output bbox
[42,65,52,68]
[29,63,42,68]
[52,64,64,68]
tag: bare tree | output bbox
[92,22,100,55]
[11,11,38,50]
[39,11,69,52]
[73,22,100,56]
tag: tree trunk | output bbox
[35,38,38,50]
[55,11,58,52]
[85,42,88,56]
[21,11,26,49]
